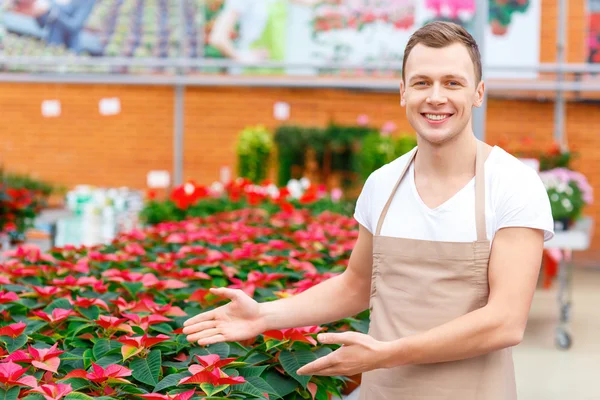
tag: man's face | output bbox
[400,42,484,146]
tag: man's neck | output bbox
[414,132,479,180]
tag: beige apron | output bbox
[359,140,517,399]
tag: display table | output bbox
[543,216,594,350]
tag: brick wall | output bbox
[1,0,599,258]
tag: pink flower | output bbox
[356,114,369,126]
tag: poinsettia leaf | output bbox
[205,342,230,358]
[131,350,162,386]
[199,383,229,397]
[57,378,90,391]
[280,349,316,389]
[43,298,73,314]
[154,372,190,392]
[94,353,123,368]
[0,386,20,400]
[1,333,28,353]
[64,393,96,400]
[244,352,272,365]
[122,282,144,298]
[78,305,100,321]
[238,366,269,378]
[264,370,298,398]
[92,339,122,360]
[132,326,145,336]
[235,376,280,399]
[148,323,173,335]
[20,395,45,400]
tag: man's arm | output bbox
[208,8,240,59]
[383,226,543,367]
[259,224,374,331]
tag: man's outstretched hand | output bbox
[182,287,267,346]
[297,332,392,376]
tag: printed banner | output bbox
[0,0,541,78]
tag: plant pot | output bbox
[341,373,362,395]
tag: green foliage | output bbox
[236,125,274,184]
[357,134,417,181]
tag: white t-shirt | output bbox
[354,146,555,243]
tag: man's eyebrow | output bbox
[408,74,469,82]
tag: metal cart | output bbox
[543,216,594,350]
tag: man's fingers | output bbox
[197,334,226,346]
[183,309,216,328]
[183,320,218,339]
[210,287,242,301]
[317,331,361,346]
[187,328,221,344]
[297,354,336,376]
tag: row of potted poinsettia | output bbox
[0,205,366,399]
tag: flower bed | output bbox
[140,178,356,226]
[0,205,366,399]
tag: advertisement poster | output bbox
[588,0,600,63]
[0,0,540,78]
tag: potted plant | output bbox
[539,168,593,231]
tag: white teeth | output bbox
[425,114,449,121]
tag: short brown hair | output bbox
[402,21,482,84]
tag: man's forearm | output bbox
[259,272,368,331]
[383,305,522,368]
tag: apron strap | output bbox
[475,140,487,241]
[375,148,417,236]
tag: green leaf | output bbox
[82,349,93,370]
[245,352,272,365]
[233,376,280,399]
[65,393,95,400]
[122,282,144,297]
[238,366,268,378]
[132,326,145,335]
[23,320,47,335]
[0,386,20,400]
[154,372,189,392]
[0,334,28,353]
[131,350,162,386]
[199,383,229,397]
[78,306,100,321]
[58,378,90,391]
[92,339,122,360]
[279,350,316,388]
[20,395,45,400]
[264,370,298,397]
[94,353,122,368]
[205,342,230,358]
[149,323,173,335]
[67,322,95,338]
[43,298,73,314]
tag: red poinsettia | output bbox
[262,326,324,345]
[95,316,134,335]
[0,321,27,338]
[0,361,37,387]
[24,382,73,400]
[229,271,287,297]
[31,308,76,325]
[2,343,64,373]
[118,334,170,360]
[178,355,246,387]
[64,363,132,385]
[121,312,172,331]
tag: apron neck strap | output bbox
[474,140,487,241]
[374,140,487,240]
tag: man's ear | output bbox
[474,80,485,107]
[400,80,406,107]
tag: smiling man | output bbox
[182,21,554,399]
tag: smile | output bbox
[421,113,452,123]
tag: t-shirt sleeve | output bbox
[354,172,376,234]
[495,167,555,241]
